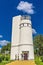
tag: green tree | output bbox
[33,35,43,56]
[1,43,11,53]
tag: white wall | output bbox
[11,15,21,46]
[20,20,33,44]
[10,46,18,60]
[11,15,21,60]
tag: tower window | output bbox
[24,23,27,26]
[19,23,31,29]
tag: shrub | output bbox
[0,57,2,62]
[5,56,9,61]
[1,55,5,60]
[41,56,43,62]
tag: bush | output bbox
[5,56,9,61]
[0,57,2,62]
[41,56,43,62]
[1,55,5,60]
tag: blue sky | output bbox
[0,0,43,47]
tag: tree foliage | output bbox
[1,43,11,53]
[33,35,43,56]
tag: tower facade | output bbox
[10,15,34,60]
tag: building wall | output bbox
[19,19,34,60]
[20,25,33,44]
[11,15,21,46]
[10,15,21,60]
[10,46,18,60]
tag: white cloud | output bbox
[0,35,3,38]
[32,28,37,34]
[0,40,10,46]
[17,1,34,14]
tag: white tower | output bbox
[10,15,34,60]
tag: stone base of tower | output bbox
[6,60,36,65]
